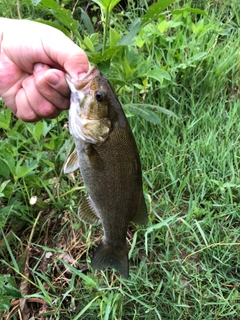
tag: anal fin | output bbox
[78,196,100,225]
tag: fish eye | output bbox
[95,90,105,102]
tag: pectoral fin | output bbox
[64,150,79,174]
[78,196,100,225]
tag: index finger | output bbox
[42,28,90,78]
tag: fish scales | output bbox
[64,67,148,278]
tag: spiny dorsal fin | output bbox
[78,196,101,225]
[64,149,79,174]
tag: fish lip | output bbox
[66,65,99,91]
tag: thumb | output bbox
[38,24,89,78]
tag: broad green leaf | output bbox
[158,19,168,33]
[118,18,141,46]
[32,0,80,37]
[147,69,171,84]
[0,180,11,196]
[140,0,176,28]
[34,19,71,37]
[119,0,175,46]
[40,158,55,169]
[171,7,207,16]
[158,20,183,33]
[83,36,96,53]
[0,275,21,298]
[15,166,34,179]
[0,109,12,130]
[189,52,207,62]
[107,0,121,12]
[80,8,94,35]
[15,160,38,179]
[0,160,10,179]
[92,0,121,12]
[34,121,44,141]
[109,27,121,47]
[89,45,122,64]
[124,104,161,125]
[43,138,55,150]
[125,103,178,119]
[0,296,11,311]
[1,151,16,177]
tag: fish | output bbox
[64,66,148,278]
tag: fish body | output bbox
[64,67,147,278]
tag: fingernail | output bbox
[78,72,87,80]
[33,63,44,73]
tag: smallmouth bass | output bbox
[64,66,148,278]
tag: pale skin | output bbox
[0,18,89,122]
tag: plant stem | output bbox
[102,8,110,55]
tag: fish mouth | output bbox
[67,65,99,92]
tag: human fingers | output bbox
[15,74,61,122]
[36,23,89,78]
[2,19,89,78]
[15,87,41,122]
[33,63,70,111]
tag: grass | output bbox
[0,0,240,319]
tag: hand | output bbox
[0,18,89,122]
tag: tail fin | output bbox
[91,242,129,278]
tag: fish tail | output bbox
[91,242,129,278]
